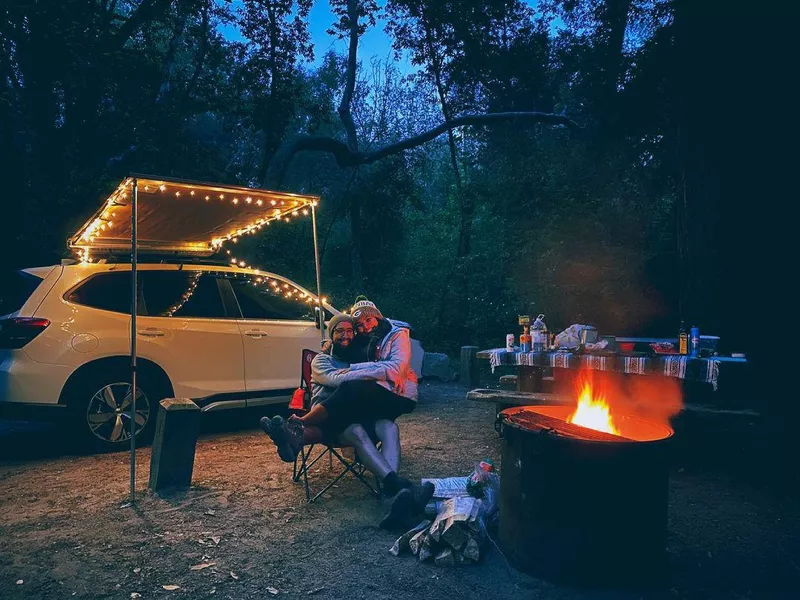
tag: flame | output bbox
[567,379,620,436]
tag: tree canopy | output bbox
[1,0,747,354]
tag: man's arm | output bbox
[311,353,382,388]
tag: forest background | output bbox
[0,0,752,356]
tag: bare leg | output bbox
[337,424,392,479]
[373,419,401,473]
[297,403,328,426]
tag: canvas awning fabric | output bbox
[68,175,319,257]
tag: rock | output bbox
[422,352,454,382]
[410,338,424,379]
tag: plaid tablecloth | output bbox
[486,349,727,390]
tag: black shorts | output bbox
[319,380,416,436]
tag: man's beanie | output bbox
[350,295,383,320]
[328,313,354,333]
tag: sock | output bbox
[382,471,412,496]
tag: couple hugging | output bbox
[260,296,434,528]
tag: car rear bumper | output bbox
[0,350,73,418]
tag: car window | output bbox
[0,270,44,315]
[230,276,316,321]
[66,271,136,314]
[140,271,227,318]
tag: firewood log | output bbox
[390,520,432,556]
[418,544,434,562]
[409,528,428,555]
[434,547,456,567]
[441,519,469,550]
[463,535,481,562]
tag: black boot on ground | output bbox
[379,488,414,530]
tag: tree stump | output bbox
[148,398,201,494]
[460,346,480,388]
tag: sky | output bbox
[217,1,418,72]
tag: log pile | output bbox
[390,497,486,566]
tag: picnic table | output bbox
[469,348,754,418]
[477,348,746,390]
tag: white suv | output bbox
[0,261,333,450]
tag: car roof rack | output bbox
[84,251,236,267]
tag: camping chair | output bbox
[290,348,382,503]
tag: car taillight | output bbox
[0,317,51,349]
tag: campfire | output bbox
[496,370,676,586]
[567,378,619,436]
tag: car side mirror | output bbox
[314,306,322,330]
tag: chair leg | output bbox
[294,444,383,503]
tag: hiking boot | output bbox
[267,415,305,463]
[379,488,414,530]
[410,482,435,514]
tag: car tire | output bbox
[66,366,168,452]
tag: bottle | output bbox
[520,326,531,353]
[532,314,547,352]
[678,321,688,355]
[689,326,700,357]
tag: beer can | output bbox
[506,334,515,352]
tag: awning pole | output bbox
[311,204,325,341]
[129,178,138,503]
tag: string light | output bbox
[165,272,201,316]
[71,178,319,261]
[225,253,325,309]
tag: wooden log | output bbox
[390,520,431,556]
[409,528,428,555]
[463,536,481,562]
[441,519,469,550]
[148,398,201,494]
[418,543,434,562]
[460,346,480,388]
[434,547,456,567]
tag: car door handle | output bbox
[244,330,267,339]
[137,328,165,337]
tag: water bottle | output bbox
[689,326,700,357]
[532,314,547,352]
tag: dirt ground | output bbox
[1,380,799,600]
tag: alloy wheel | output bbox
[85,383,150,444]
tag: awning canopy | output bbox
[68,174,319,258]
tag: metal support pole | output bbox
[130,178,138,503]
[311,204,325,341]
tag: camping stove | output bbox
[497,405,673,586]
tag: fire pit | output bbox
[497,379,674,586]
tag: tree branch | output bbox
[338,0,360,152]
[264,111,579,188]
[111,0,173,50]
